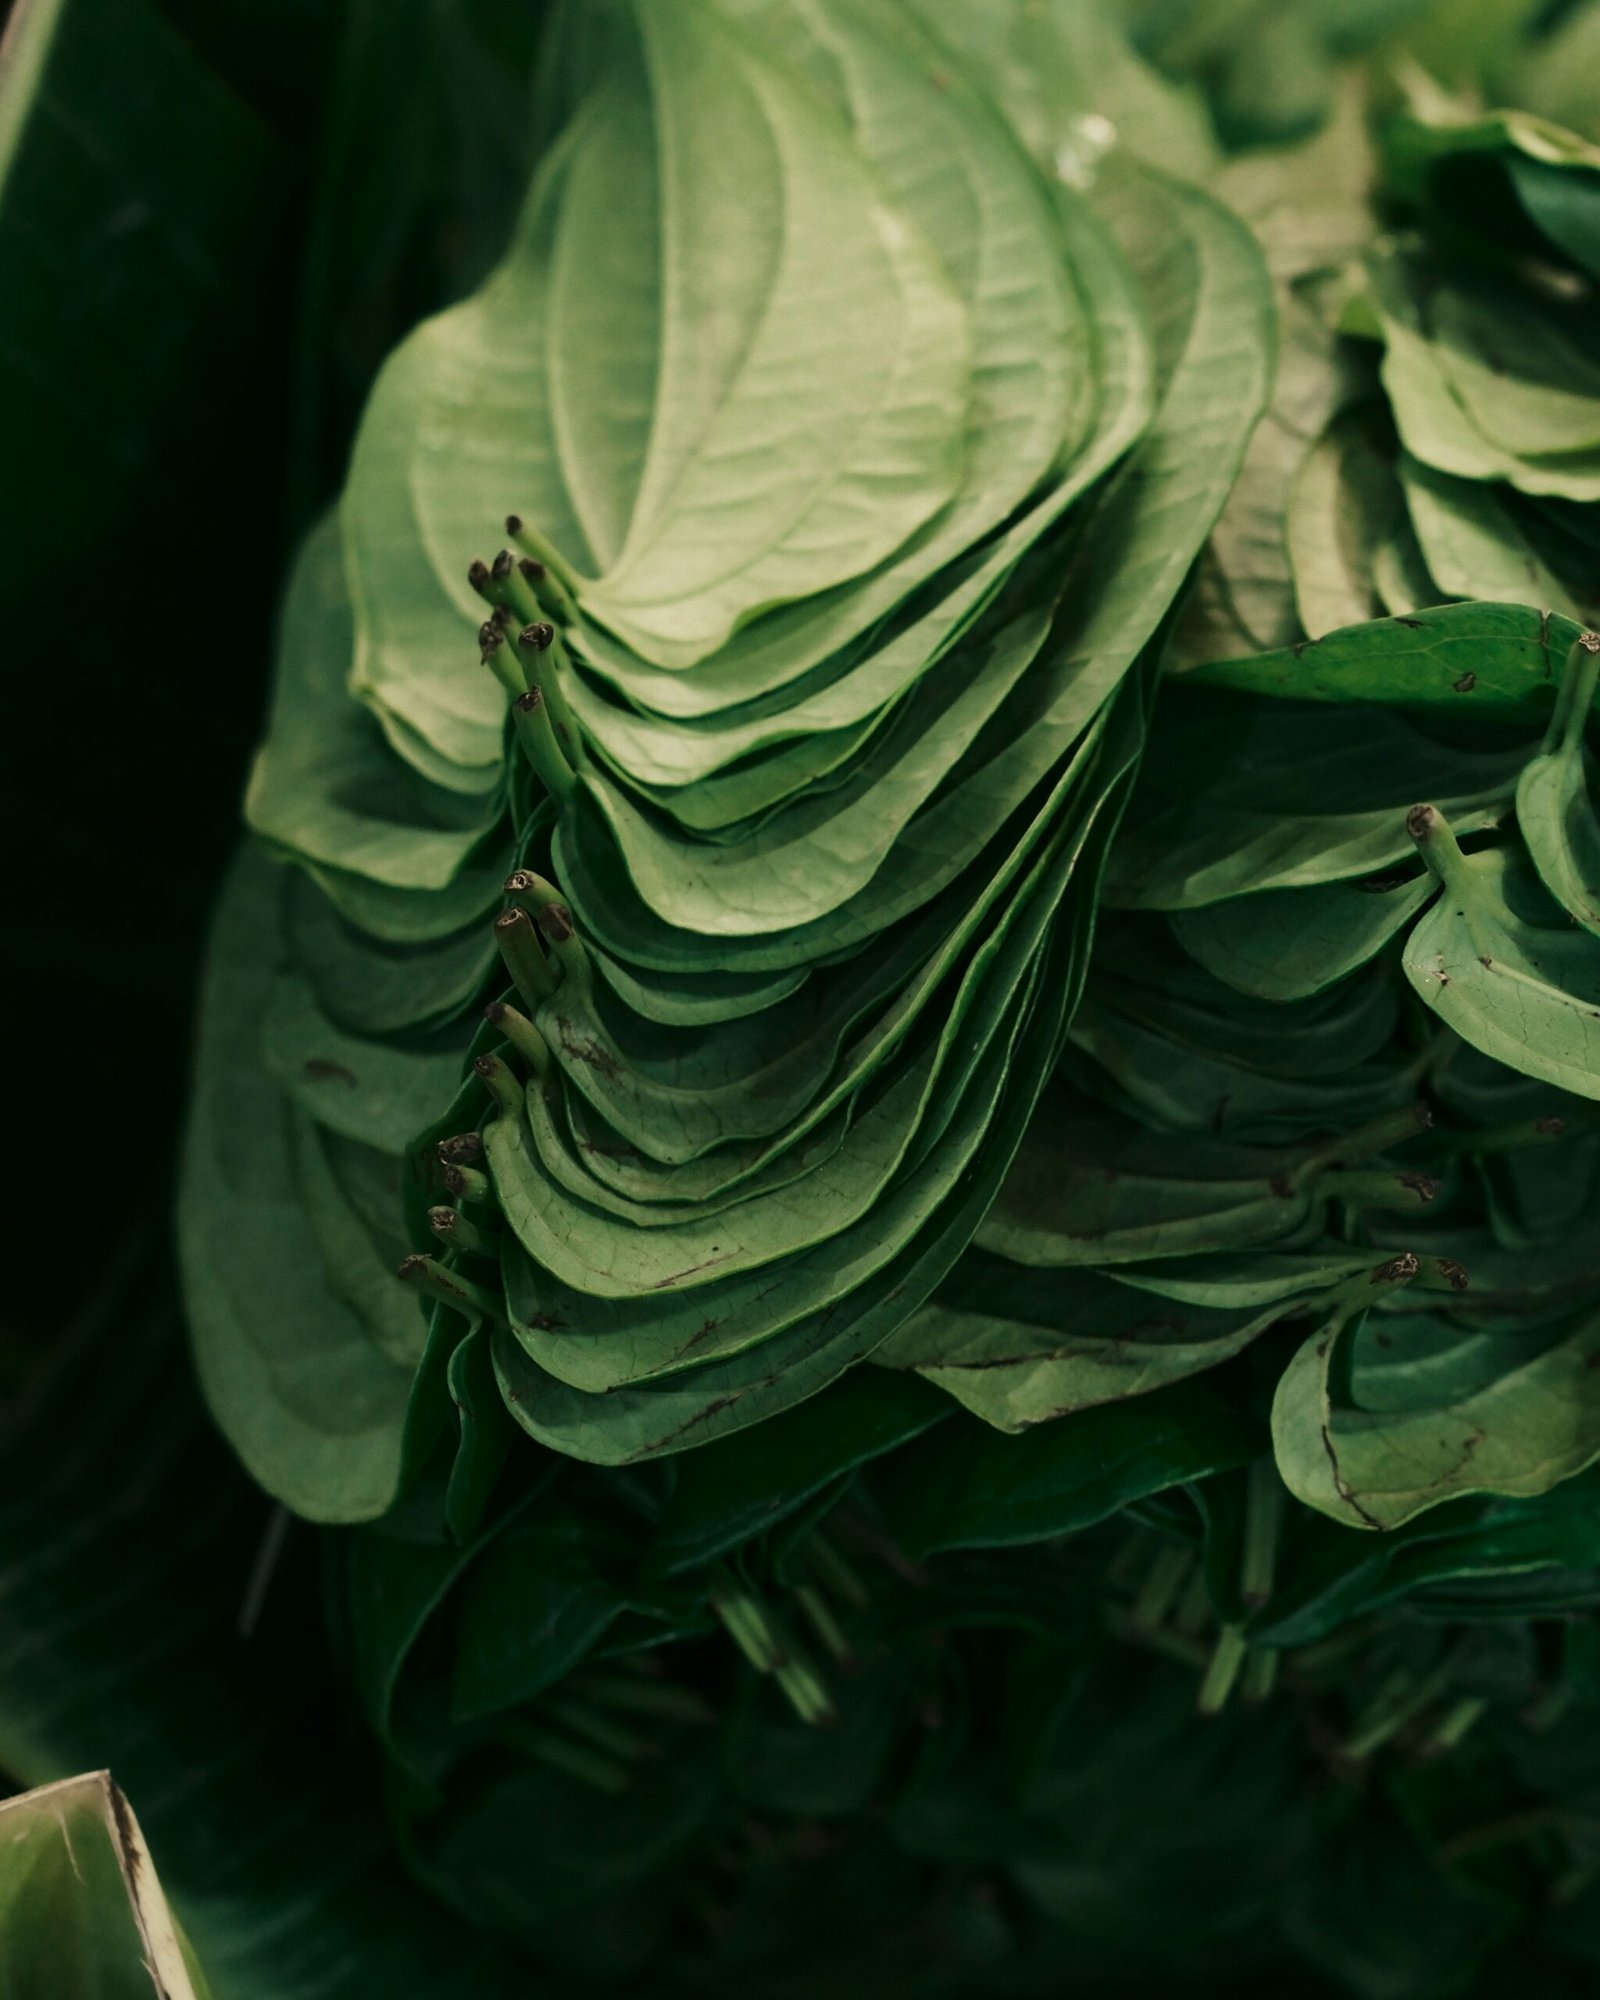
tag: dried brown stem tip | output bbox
[538,901,575,945]
[519,621,556,652]
[438,1133,484,1166]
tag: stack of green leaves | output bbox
[869,66,1600,1716]
[180,0,1273,1523]
[1179,77,1600,669]
[164,2,1600,1991]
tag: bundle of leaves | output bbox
[16,0,1600,1996]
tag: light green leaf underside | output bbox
[178,847,416,1523]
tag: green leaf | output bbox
[1174,86,1379,666]
[876,1254,1321,1431]
[0,1772,212,2000]
[1403,810,1600,1100]
[975,1085,1364,1267]
[245,517,509,930]
[490,823,1102,1460]
[1173,873,1435,1001]
[1180,598,1590,716]
[1252,1471,1600,1646]
[646,1369,948,1577]
[1399,453,1591,625]
[178,847,415,1523]
[1105,682,1528,908]
[1370,245,1600,502]
[1273,1295,1600,1530]
[874,1382,1260,1556]
[1287,404,1407,640]
[1516,630,1600,935]
[566,5,970,666]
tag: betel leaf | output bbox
[645,1368,948,1578]
[490,766,1086,1303]
[246,516,509,935]
[1286,403,1406,641]
[557,159,1151,769]
[342,0,977,785]
[1403,807,1600,1100]
[496,813,1079,1387]
[1172,873,1435,1002]
[875,1256,1318,1432]
[874,1381,1261,1557]
[1399,454,1591,625]
[1516,630,1600,935]
[489,844,1093,1460]
[1104,684,1528,910]
[0,1772,213,2000]
[1367,243,1600,504]
[1180,599,1589,715]
[1272,1296,1600,1531]
[179,846,417,1523]
[555,1,973,669]
[974,1085,1389,1268]
[1173,81,1377,668]
[1251,1471,1600,1647]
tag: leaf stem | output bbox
[1129,1543,1191,1634]
[1197,1625,1247,1715]
[484,998,552,1081]
[576,1669,715,1726]
[1419,1694,1490,1757]
[1342,1658,1454,1761]
[709,1568,786,1673]
[397,1255,501,1320]
[442,1162,494,1206]
[803,1530,869,1609]
[536,897,589,982]
[1240,1646,1280,1706]
[794,1583,856,1668]
[513,687,578,807]
[427,1206,498,1257]
[540,1694,656,1763]
[1544,631,1600,758]
[493,904,557,1007]
[1297,1102,1432,1180]
[473,1051,525,1121]
[1318,1167,1439,1209]
[1240,1460,1282,1609]
[477,619,526,701]
[506,515,581,601]
[518,618,585,762]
